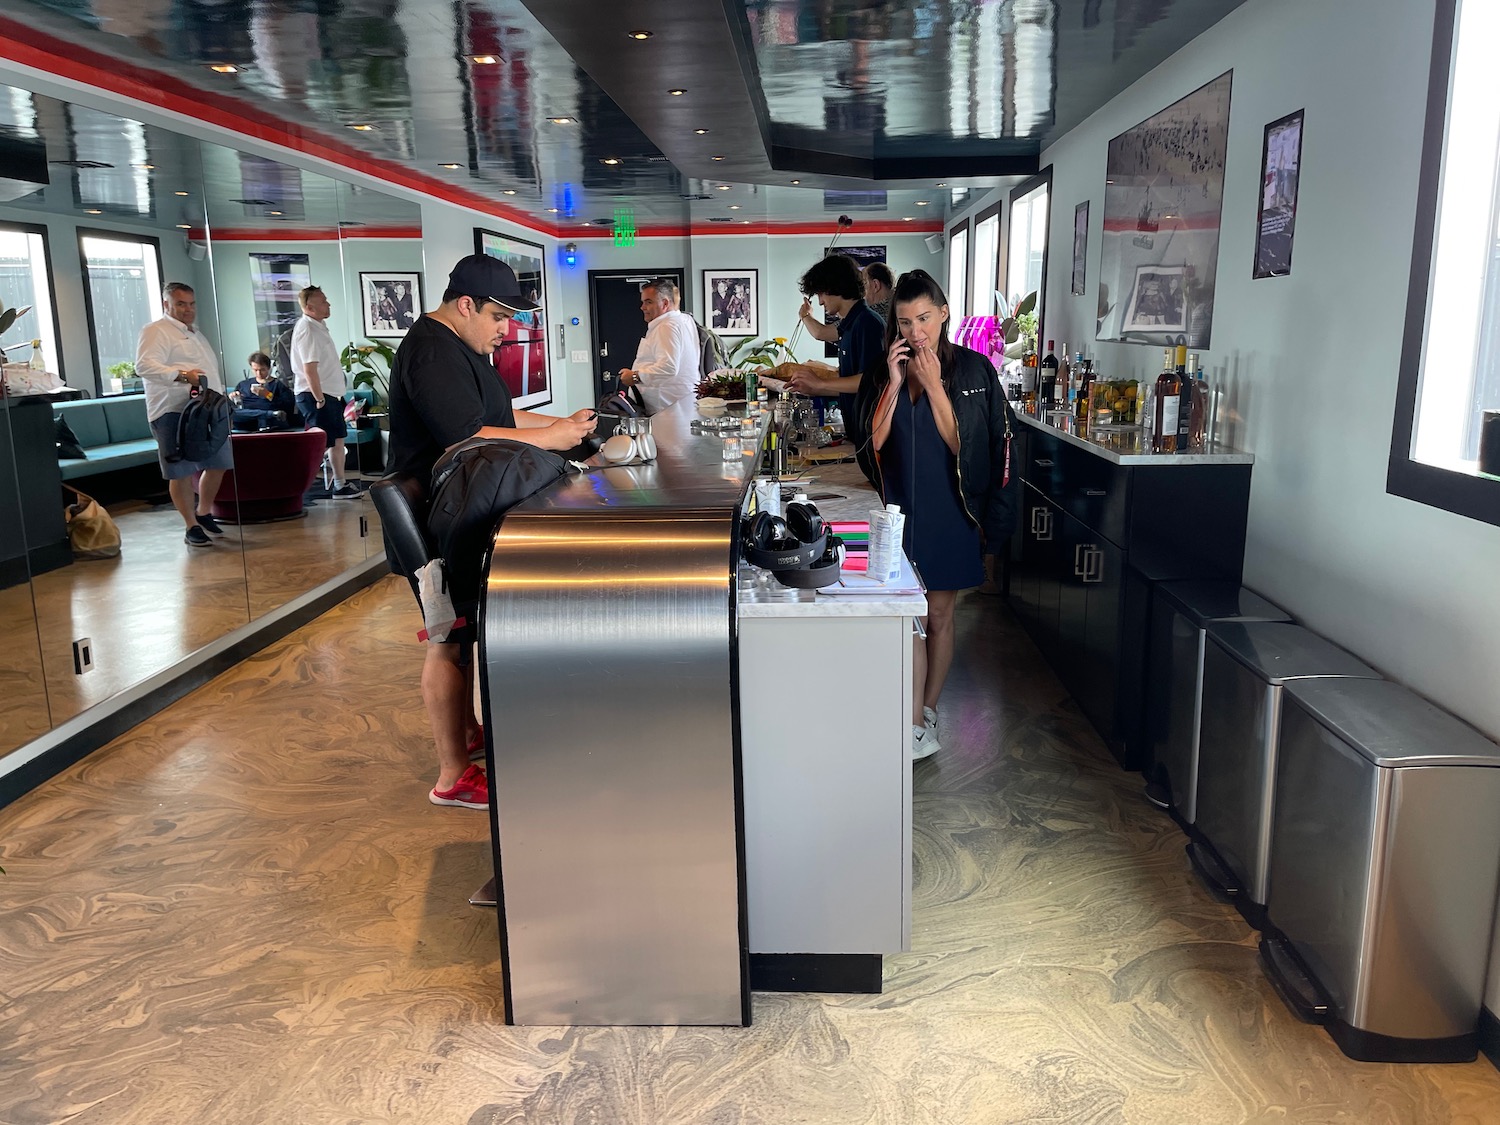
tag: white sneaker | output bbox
[922,706,938,731]
[912,724,940,761]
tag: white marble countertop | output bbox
[1015,409,1254,466]
[738,551,928,618]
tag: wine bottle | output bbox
[1074,358,1093,422]
[1057,342,1072,414]
[1153,349,1182,453]
[1040,340,1058,407]
[1174,344,1191,452]
[1187,353,1207,451]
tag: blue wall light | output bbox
[564,242,578,268]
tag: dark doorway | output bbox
[587,268,685,402]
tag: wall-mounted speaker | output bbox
[923,232,945,254]
[186,239,208,261]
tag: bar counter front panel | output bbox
[482,404,755,1026]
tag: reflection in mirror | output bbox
[201,146,418,614]
[0,400,54,760]
[0,88,252,725]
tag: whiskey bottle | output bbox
[1174,344,1192,452]
[1153,349,1182,453]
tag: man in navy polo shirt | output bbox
[788,254,886,484]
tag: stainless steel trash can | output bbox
[1189,622,1380,927]
[1260,678,1500,1062]
[1145,582,1290,824]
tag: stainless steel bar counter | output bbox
[480,400,761,1027]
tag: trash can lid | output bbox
[1158,581,1291,627]
[1204,621,1380,684]
[1285,678,1500,767]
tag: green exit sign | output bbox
[613,207,636,247]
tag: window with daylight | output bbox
[80,231,163,396]
[971,204,1002,317]
[0,224,61,378]
[947,221,969,318]
[1006,171,1051,330]
[1390,0,1500,526]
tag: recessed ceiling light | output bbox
[729,205,740,210]
[350,123,375,131]
[627,30,653,40]
[582,221,592,226]
[546,207,560,213]
[789,179,800,185]
[84,208,102,214]
[600,157,621,166]
[716,184,731,191]
[935,182,948,187]
[176,224,191,229]
[548,116,576,125]
[668,88,686,96]
[439,162,461,169]
[175,190,190,196]
[502,189,518,195]
[742,220,751,224]
[207,63,240,74]
[712,156,724,161]
[138,163,154,170]
[915,200,929,206]
[470,54,499,64]
[694,128,709,135]
[903,217,915,222]
[269,210,283,216]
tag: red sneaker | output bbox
[430,764,489,809]
[467,726,486,762]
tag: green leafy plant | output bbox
[341,340,397,406]
[107,361,135,379]
[1000,291,1038,349]
[0,301,34,363]
[727,335,798,370]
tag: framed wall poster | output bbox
[1072,201,1089,296]
[1254,109,1305,279]
[474,228,551,409]
[1096,71,1233,349]
[703,269,759,338]
[358,272,421,338]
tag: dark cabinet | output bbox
[1007,418,1251,769]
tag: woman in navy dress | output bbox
[869,270,1019,760]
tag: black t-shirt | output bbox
[387,314,516,482]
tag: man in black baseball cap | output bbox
[386,253,597,812]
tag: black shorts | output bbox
[296,392,349,445]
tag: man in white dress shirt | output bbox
[291,285,357,497]
[135,282,232,549]
[617,277,701,414]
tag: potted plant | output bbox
[106,360,137,395]
[341,340,397,413]
[0,301,33,364]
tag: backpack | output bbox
[697,321,729,376]
[427,437,572,613]
[170,385,231,463]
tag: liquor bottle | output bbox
[1040,340,1058,407]
[1153,348,1182,453]
[1174,344,1191,452]
[1057,342,1072,414]
[1187,353,1208,451]
[29,339,45,373]
[1074,358,1094,422]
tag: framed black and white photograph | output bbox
[1121,263,1189,334]
[1071,201,1090,296]
[702,269,759,338]
[1254,109,1305,279]
[359,272,421,339]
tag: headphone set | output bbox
[741,500,845,589]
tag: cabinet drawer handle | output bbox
[1074,543,1088,576]
[1037,509,1053,541]
[1029,506,1043,535]
[1081,487,1107,497]
[1083,546,1104,584]
[1034,458,1055,467]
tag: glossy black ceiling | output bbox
[0,0,1251,229]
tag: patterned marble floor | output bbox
[1,559,1498,1123]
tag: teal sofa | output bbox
[53,395,158,481]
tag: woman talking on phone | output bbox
[870,269,1020,760]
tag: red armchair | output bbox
[197,427,327,522]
